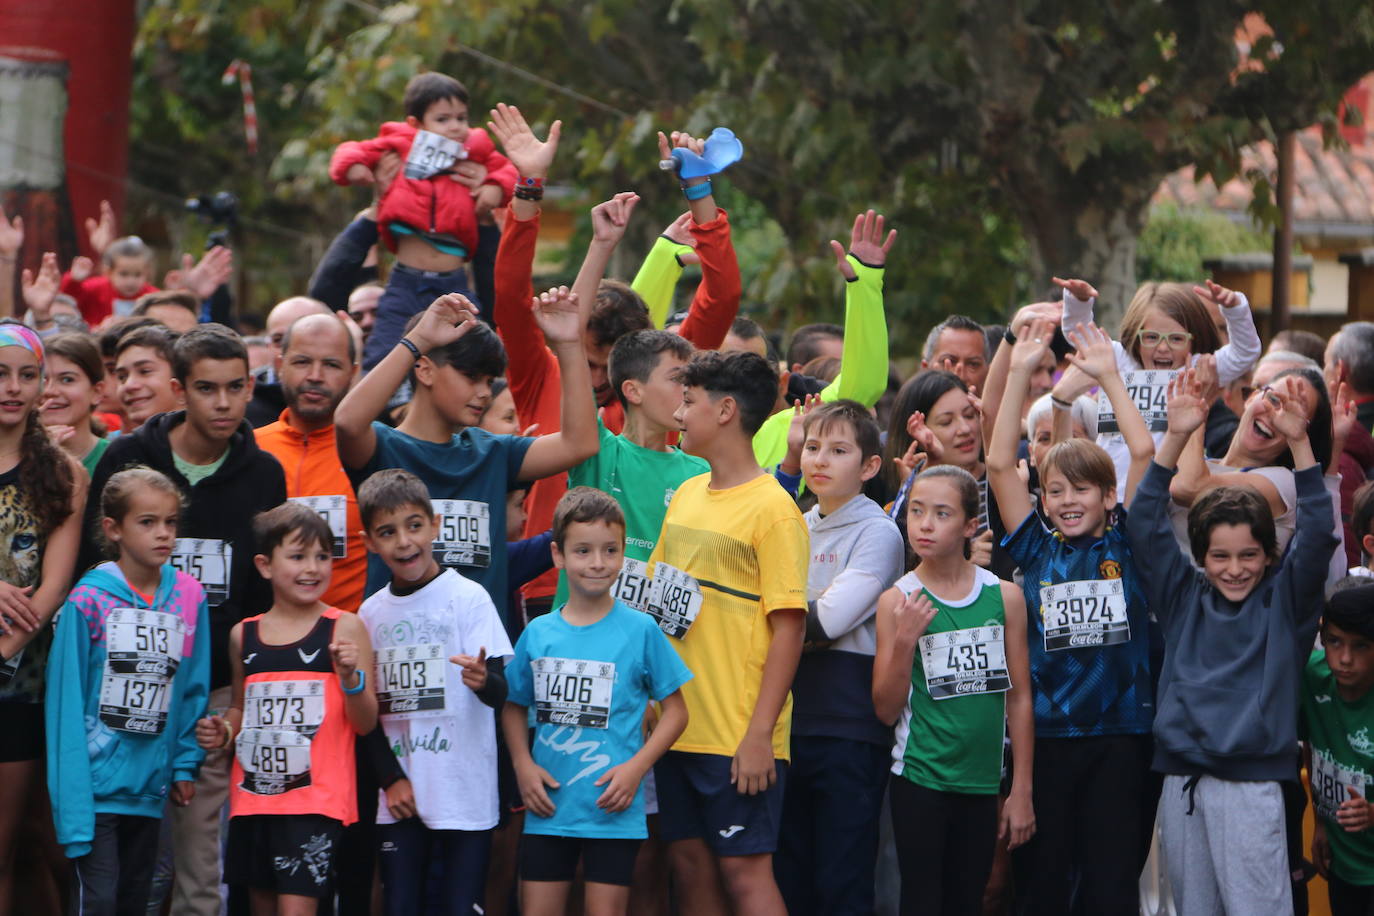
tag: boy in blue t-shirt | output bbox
[504,487,691,915]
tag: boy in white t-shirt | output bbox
[357,468,514,916]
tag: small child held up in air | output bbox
[330,72,517,368]
[46,467,209,914]
[1348,480,1374,580]
[1127,367,1339,915]
[196,502,377,914]
[504,487,691,916]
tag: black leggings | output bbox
[889,775,998,916]
[1329,873,1374,916]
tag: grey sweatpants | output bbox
[1159,774,1291,916]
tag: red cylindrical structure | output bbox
[0,0,136,277]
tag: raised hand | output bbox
[661,212,696,248]
[530,285,582,345]
[1165,368,1208,436]
[1333,381,1357,455]
[1193,279,1239,309]
[590,192,641,246]
[1263,376,1311,443]
[330,638,360,683]
[1009,301,1062,340]
[21,252,61,321]
[408,294,480,353]
[891,589,939,644]
[0,204,22,257]
[69,256,94,283]
[181,246,233,300]
[906,410,944,464]
[489,103,561,179]
[1051,276,1098,302]
[784,393,822,471]
[830,209,897,280]
[1063,322,1117,381]
[85,200,118,257]
[451,647,488,692]
[658,130,705,161]
[1011,317,1056,375]
[970,529,994,569]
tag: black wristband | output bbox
[1004,327,1017,345]
[397,338,423,362]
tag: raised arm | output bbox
[517,285,601,481]
[631,213,695,328]
[1194,280,1260,385]
[1054,276,1097,339]
[988,318,1055,532]
[980,301,1062,443]
[334,295,479,468]
[1064,322,1155,506]
[0,205,20,319]
[814,210,896,407]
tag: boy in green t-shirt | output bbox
[553,329,707,610]
[1303,582,1374,915]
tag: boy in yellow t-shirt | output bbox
[646,349,808,916]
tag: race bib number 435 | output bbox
[532,656,615,729]
[431,499,491,570]
[1040,579,1130,651]
[919,625,1011,700]
[99,608,186,734]
[171,538,232,606]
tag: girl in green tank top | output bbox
[873,467,1035,913]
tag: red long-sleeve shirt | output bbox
[495,207,741,603]
[60,274,158,328]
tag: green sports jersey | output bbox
[1301,649,1374,885]
[553,420,708,609]
[891,566,1008,795]
[752,256,889,469]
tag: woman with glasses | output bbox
[1052,278,1262,490]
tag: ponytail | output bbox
[19,411,75,537]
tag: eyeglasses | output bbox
[1136,329,1193,350]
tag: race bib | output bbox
[237,728,313,796]
[1098,370,1176,434]
[290,495,346,559]
[977,475,990,535]
[99,608,186,734]
[532,656,615,729]
[243,679,326,737]
[0,647,23,685]
[610,557,652,613]
[171,538,232,606]
[375,643,447,719]
[919,625,1011,700]
[1312,749,1367,822]
[404,129,467,180]
[431,499,491,570]
[1040,579,1130,651]
[646,564,704,639]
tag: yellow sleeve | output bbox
[632,236,694,329]
[826,256,888,406]
[757,514,810,614]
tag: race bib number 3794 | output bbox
[1097,370,1176,434]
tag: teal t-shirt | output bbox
[506,601,692,839]
[1301,648,1374,884]
[553,421,707,609]
[172,447,228,486]
[81,437,110,480]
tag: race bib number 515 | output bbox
[171,538,232,606]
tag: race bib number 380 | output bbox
[532,656,615,729]
[375,644,446,719]
[431,499,491,570]
[919,625,1011,700]
[1097,370,1176,433]
[290,495,346,559]
[1040,579,1130,651]
[99,608,186,734]
[171,538,232,606]
[646,564,703,639]
[1312,749,1367,822]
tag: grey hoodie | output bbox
[792,494,905,746]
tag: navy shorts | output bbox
[519,834,641,886]
[653,750,787,856]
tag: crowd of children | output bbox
[2,67,1374,916]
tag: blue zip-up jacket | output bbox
[45,562,209,858]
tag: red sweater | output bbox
[60,274,158,328]
[330,122,516,257]
[495,207,741,603]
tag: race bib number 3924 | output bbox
[919,625,1011,700]
[1039,579,1130,651]
[532,656,615,729]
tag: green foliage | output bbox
[1136,203,1270,282]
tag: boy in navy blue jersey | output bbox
[504,487,690,916]
[1128,367,1339,915]
[988,320,1156,915]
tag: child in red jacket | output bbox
[331,72,516,369]
[61,235,158,328]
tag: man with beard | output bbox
[255,312,366,611]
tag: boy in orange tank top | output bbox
[197,502,378,914]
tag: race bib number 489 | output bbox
[646,564,703,639]
[431,499,491,570]
[532,656,615,729]
[919,625,1011,700]
[1040,579,1130,651]
[99,608,186,734]
[237,729,313,796]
